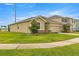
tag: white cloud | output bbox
[48,6,77,17]
[16,16,35,21]
[28,5,34,8]
[9,17,26,23]
[10,14,37,23]
[49,10,65,16]
[49,10,79,18]
[16,17,27,21]
[3,3,14,5]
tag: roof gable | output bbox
[9,16,48,26]
[48,15,63,19]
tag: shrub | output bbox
[63,24,70,33]
[29,20,40,34]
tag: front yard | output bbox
[0,32,78,43]
[0,32,79,56]
[0,44,79,56]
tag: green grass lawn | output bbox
[0,44,79,56]
[0,32,78,43]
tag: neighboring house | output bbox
[0,28,8,32]
[0,26,8,32]
[8,15,76,33]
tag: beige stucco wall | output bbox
[48,22,62,33]
[9,21,31,33]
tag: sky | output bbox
[0,3,79,26]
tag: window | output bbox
[62,19,68,22]
[37,23,40,29]
[17,26,19,29]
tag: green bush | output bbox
[29,20,40,33]
[63,24,70,33]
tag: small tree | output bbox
[29,20,40,33]
[63,24,70,32]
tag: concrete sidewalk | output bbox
[0,38,79,49]
[60,33,79,36]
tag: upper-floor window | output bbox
[62,19,67,22]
